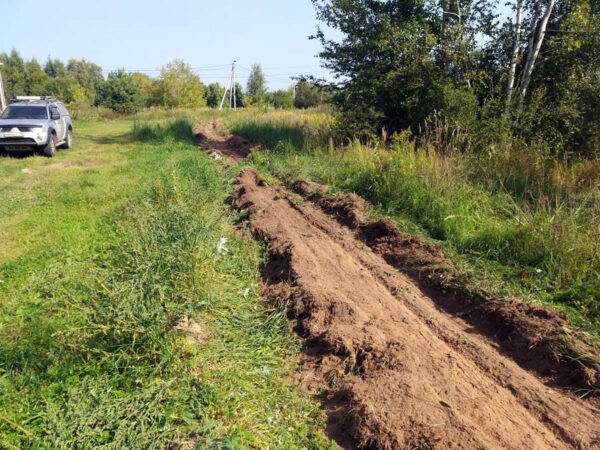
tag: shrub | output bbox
[95,70,144,113]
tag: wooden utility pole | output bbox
[219,60,237,111]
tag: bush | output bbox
[95,70,144,113]
[294,81,322,109]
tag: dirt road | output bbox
[198,123,600,449]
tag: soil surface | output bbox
[193,120,261,163]
[205,123,600,449]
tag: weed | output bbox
[0,116,333,448]
[230,110,600,334]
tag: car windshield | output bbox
[0,106,48,120]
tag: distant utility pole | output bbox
[0,63,7,112]
[293,83,297,101]
[219,60,237,111]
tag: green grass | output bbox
[0,117,333,448]
[226,112,600,337]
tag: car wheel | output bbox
[61,129,73,149]
[43,133,57,157]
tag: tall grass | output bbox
[230,112,600,330]
[229,108,335,151]
[132,116,196,144]
[0,118,332,448]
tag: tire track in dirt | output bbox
[196,123,600,448]
[232,168,600,449]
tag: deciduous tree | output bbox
[246,63,267,104]
[157,60,207,108]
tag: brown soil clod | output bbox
[291,179,329,198]
[232,167,600,450]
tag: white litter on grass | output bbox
[239,287,251,298]
[216,237,229,254]
[209,152,222,161]
[21,168,33,174]
[536,268,543,273]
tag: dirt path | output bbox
[194,120,261,163]
[201,124,600,449]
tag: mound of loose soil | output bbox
[193,120,262,163]
[312,190,600,393]
[233,167,600,449]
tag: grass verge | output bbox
[0,117,332,448]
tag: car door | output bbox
[49,105,64,141]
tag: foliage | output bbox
[294,80,323,109]
[66,58,103,103]
[204,82,224,108]
[0,50,220,111]
[246,63,267,104]
[264,88,294,109]
[311,0,600,155]
[95,70,145,113]
[156,60,207,108]
[131,72,159,107]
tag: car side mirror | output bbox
[51,112,60,120]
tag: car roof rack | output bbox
[10,96,56,103]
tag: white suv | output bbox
[0,96,73,157]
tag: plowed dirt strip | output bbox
[194,120,261,162]
[233,168,600,450]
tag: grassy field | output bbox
[227,109,600,337]
[0,116,332,448]
[2,106,598,447]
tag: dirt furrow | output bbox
[194,120,261,162]
[232,167,600,449]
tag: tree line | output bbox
[0,50,324,113]
[312,0,600,156]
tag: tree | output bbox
[205,83,224,108]
[66,59,104,103]
[95,70,144,113]
[516,0,556,110]
[0,50,27,99]
[44,57,67,79]
[310,0,497,137]
[511,0,600,154]
[505,0,523,108]
[131,73,159,106]
[294,80,322,109]
[265,88,294,109]
[156,60,206,108]
[246,63,267,104]
[24,59,52,96]
[234,82,246,107]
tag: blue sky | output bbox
[1,1,512,91]
[0,0,335,90]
